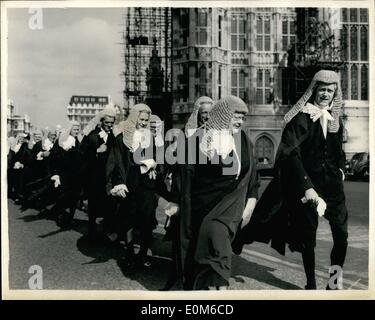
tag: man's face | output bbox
[70,125,80,137]
[314,83,336,107]
[48,132,57,143]
[230,112,246,132]
[136,112,150,129]
[34,133,42,142]
[18,136,25,144]
[101,116,115,133]
[198,103,213,127]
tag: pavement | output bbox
[6,180,369,291]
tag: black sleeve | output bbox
[105,134,128,194]
[277,114,314,194]
[246,140,260,199]
[48,143,63,175]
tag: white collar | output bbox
[99,129,108,143]
[61,135,76,151]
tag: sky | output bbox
[7,8,125,129]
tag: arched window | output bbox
[350,26,358,61]
[360,26,368,61]
[351,64,358,100]
[198,64,208,96]
[255,135,274,164]
[340,25,348,60]
[341,65,349,100]
[199,65,207,83]
[361,65,368,101]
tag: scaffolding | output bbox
[122,7,172,110]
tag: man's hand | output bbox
[14,162,24,169]
[164,202,179,217]
[43,151,51,157]
[51,175,61,188]
[241,198,257,229]
[305,188,319,202]
[303,188,319,204]
[110,184,129,198]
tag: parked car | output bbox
[345,152,369,181]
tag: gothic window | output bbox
[361,65,368,101]
[350,26,358,61]
[361,26,368,61]
[282,19,296,51]
[341,8,368,101]
[256,69,271,104]
[196,9,208,45]
[231,15,246,51]
[342,8,348,22]
[256,17,271,52]
[340,25,348,60]
[341,65,349,100]
[360,8,368,22]
[351,64,358,100]
[255,136,274,164]
[231,69,246,101]
[198,64,208,96]
[350,8,358,22]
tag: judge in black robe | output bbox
[8,134,32,204]
[8,133,31,203]
[234,70,348,290]
[49,121,83,227]
[106,104,163,267]
[178,96,259,290]
[80,107,117,241]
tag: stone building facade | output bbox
[171,7,369,163]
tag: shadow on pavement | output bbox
[231,255,301,290]
[17,208,56,223]
[37,219,87,238]
[76,234,124,264]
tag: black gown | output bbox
[8,142,32,201]
[49,138,83,224]
[80,127,116,236]
[179,130,259,289]
[106,133,164,247]
[238,112,348,263]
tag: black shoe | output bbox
[231,233,244,255]
[305,283,317,290]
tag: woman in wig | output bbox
[179,95,259,290]
[234,70,348,290]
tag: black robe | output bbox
[80,128,116,231]
[179,130,259,289]
[238,112,347,255]
[8,142,32,199]
[48,138,83,213]
[106,133,165,239]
